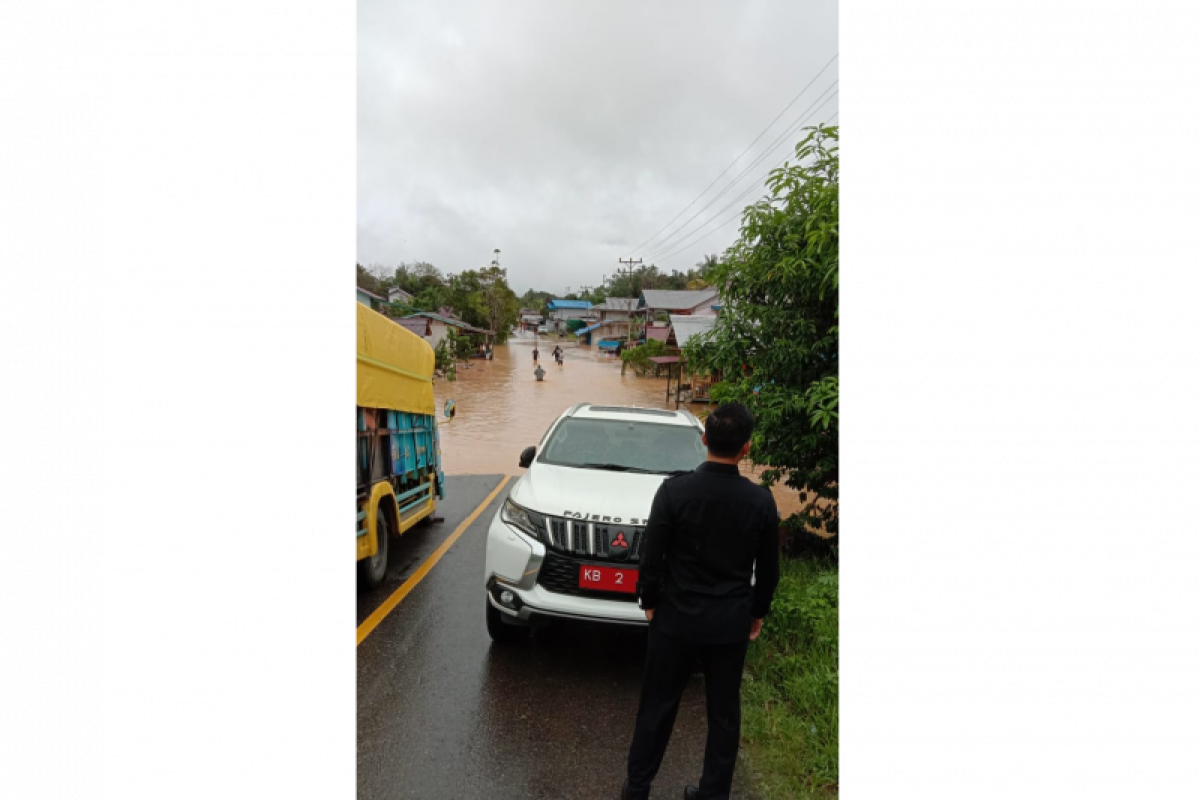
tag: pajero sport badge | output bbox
[563,510,646,526]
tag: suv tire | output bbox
[486,599,531,643]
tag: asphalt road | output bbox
[357,475,760,800]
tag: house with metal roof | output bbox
[593,297,639,319]
[387,286,415,306]
[402,311,494,350]
[394,317,432,338]
[545,298,594,333]
[546,299,593,311]
[669,314,718,348]
[644,325,673,344]
[642,315,724,406]
[573,297,639,343]
[356,286,389,311]
[639,289,720,318]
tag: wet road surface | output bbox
[357,474,761,799]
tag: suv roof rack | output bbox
[582,405,679,418]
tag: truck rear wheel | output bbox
[358,507,389,588]
[486,599,530,643]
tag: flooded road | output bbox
[434,331,681,475]
[435,332,801,517]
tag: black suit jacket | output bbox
[636,461,781,644]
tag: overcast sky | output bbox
[358,0,838,296]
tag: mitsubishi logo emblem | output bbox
[611,532,629,548]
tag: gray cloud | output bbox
[358,0,837,294]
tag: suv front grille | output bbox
[544,518,645,562]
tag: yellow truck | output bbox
[356,303,445,587]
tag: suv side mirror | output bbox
[518,446,536,469]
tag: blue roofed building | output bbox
[545,298,594,334]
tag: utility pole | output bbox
[485,248,501,343]
[618,257,642,343]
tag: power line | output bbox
[651,142,831,265]
[625,53,839,258]
[652,113,840,267]
[641,84,838,261]
[643,88,838,261]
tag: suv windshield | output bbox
[539,417,706,474]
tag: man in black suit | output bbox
[622,402,781,800]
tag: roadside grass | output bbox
[741,556,839,798]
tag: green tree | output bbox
[476,265,520,343]
[413,284,452,314]
[519,288,553,311]
[619,338,668,376]
[433,338,457,381]
[356,263,386,296]
[685,125,839,546]
[443,327,476,363]
[695,253,720,276]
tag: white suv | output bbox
[484,403,706,642]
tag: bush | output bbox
[619,339,667,376]
[433,340,456,381]
[740,556,839,798]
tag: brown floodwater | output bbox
[434,331,802,517]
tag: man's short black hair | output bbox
[704,402,755,458]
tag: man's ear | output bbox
[740,440,752,459]
[702,433,709,447]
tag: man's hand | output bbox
[749,618,764,641]
[644,608,655,622]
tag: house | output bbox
[356,286,388,311]
[644,324,676,347]
[669,314,718,348]
[545,299,594,333]
[402,311,494,351]
[593,297,638,323]
[669,314,721,403]
[639,289,720,320]
[394,317,431,338]
[388,287,414,306]
[577,319,631,346]
[575,297,639,341]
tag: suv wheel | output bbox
[486,599,530,643]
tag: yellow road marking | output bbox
[356,475,511,646]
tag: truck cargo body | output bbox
[356,303,444,586]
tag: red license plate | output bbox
[578,565,638,594]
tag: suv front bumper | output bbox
[484,512,648,627]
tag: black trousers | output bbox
[625,625,750,800]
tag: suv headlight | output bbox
[501,498,544,541]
